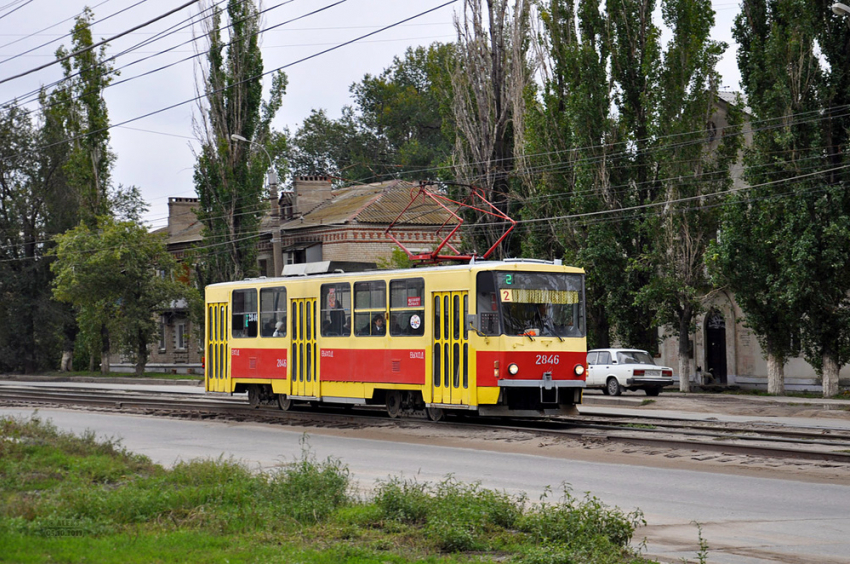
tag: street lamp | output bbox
[833,3,850,27]
[230,133,282,277]
[230,134,279,188]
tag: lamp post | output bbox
[231,133,282,277]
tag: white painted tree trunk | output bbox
[766,353,784,395]
[60,351,73,372]
[822,353,840,398]
[100,352,110,375]
[678,354,691,392]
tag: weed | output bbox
[624,423,657,429]
[640,399,657,406]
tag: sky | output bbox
[0,0,743,231]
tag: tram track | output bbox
[2,384,850,464]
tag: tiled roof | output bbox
[281,180,455,229]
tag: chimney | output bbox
[167,197,199,236]
[292,175,333,216]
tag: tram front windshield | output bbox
[476,271,585,337]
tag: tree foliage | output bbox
[51,218,195,376]
[714,0,850,396]
[193,0,287,285]
[288,43,455,186]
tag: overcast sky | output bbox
[0,0,742,231]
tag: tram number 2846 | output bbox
[535,354,560,365]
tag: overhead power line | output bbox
[0,0,34,22]
[3,0,459,162]
[0,0,130,65]
[0,0,200,86]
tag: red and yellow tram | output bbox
[204,259,587,419]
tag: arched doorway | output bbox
[705,309,727,385]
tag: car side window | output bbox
[586,351,598,365]
[598,351,611,364]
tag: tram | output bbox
[204,259,587,419]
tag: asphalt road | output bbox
[1,405,848,564]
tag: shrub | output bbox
[266,443,351,525]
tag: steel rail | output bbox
[3,385,850,463]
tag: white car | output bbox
[586,348,674,396]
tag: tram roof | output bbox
[206,259,584,289]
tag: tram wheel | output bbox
[386,390,402,418]
[425,407,445,422]
[277,394,292,411]
[248,385,261,408]
[606,377,622,396]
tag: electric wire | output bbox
[0,0,34,22]
[0,0,149,68]
[0,0,200,86]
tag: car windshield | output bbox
[617,351,656,365]
[476,271,585,337]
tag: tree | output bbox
[53,7,116,228]
[635,0,739,392]
[288,43,455,186]
[193,0,287,285]
[288,107,389,184]
[351,43,456,179]
[725,0,850,397]
[51,218,194,376]
[451,0,532,257]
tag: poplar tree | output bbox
[720,0,850,396]
[636,0,739,391]
[193,0,287,285]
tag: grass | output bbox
[0,415,659,564]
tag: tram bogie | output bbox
[204,260,587,418]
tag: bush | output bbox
[518,485,645,550]
[266,443,351,525]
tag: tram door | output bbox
[291,298,318,397]
[432,291,469,405]
[206,302,229,393]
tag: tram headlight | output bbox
[508,363,519,376]
[574,364,585,376]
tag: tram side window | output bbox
[260,287,287,337]
[475,272,500,335]
[320,283,351,336]
[354,281,386,336]
[232,289,258,338]
[389,278,425,336]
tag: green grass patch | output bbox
[0,415,658,563]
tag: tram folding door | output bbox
[206,302,229,393]
[432,291,469,405]
[291,298,318,398]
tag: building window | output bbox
[320,283,351,336]
[232,289,258,338]
[390,278,425,336]
[158,317,167,351]
[354,281,386,337]
[175,321,187,351]
[260,287,287,337]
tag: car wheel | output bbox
[645,387,661,397]
[601,386,610,396]
[606,377,622,396]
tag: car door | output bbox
[585,351,599,386]
[593,351,612,386]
